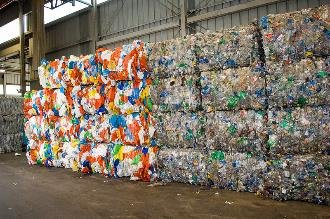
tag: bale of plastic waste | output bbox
[261,155,329,205]
[195,24,261,71]
[158,148,208,185]
[146,35,197,78]
[208,151,266,192]
[267,106,330,157]
[105,80,152,115]
[151,74,201,112]
[154,111,206,149]
[260,5,330,63]
[79,114,110,143]
[204,110,267,156]
[267,57,329,108]
[0,133,22,153]
[97,40,149,82]
[109,112,156,146]
[52,116,80,143]
[24,115,52,142]
[201,65,266,111]
[78,85,108,115]
[108,143,158,181]
[38,57,68,89]
[78,142,109,175]
[0,115,24,135]
[0,96,23,115]
[38,40,149,89]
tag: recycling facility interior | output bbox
[0,0,329,218]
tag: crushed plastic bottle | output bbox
[204,110,267,156]
[154,111,206,149]
[208,151,266,192]
[195,24,261,71]
[260,5,329,63]
[146,35,197,78]
[158,148,208,185]
[266,57,329,108]
[151,74,201,112]
[267,106,329,157]
[261,155,329,205]
[200,65,266,111]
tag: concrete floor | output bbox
[0,153,329,219]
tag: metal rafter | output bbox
[44,0,92,9]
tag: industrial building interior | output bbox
[0,0,329,218]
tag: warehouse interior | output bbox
[0,0,329,218]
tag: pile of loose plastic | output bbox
[0,97,24,153]
[24,40,157,181]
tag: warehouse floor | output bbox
[0,153,329,219]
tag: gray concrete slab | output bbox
[0,153,329,219]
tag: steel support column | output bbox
[3,73,7,97]
[91,0,98,51]
[18,0,26,96]
[180,0,187,36]
[31,0,45,90]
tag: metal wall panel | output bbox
[194,0,323,32]
[44,0,325,56]
[98,0,180,44]
[45,9,92,58]
[46,42,92,60]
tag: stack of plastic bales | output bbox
[24,40,157,181]
[260,5,329,204]
[197,24,268,193]
[148,22,269,189]
[148,35,209,184]
[0,97,24,153]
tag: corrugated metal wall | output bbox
[98,0,181,48]
[45,0,327,58]
[193,0,326,33]
[45,9,93,59]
